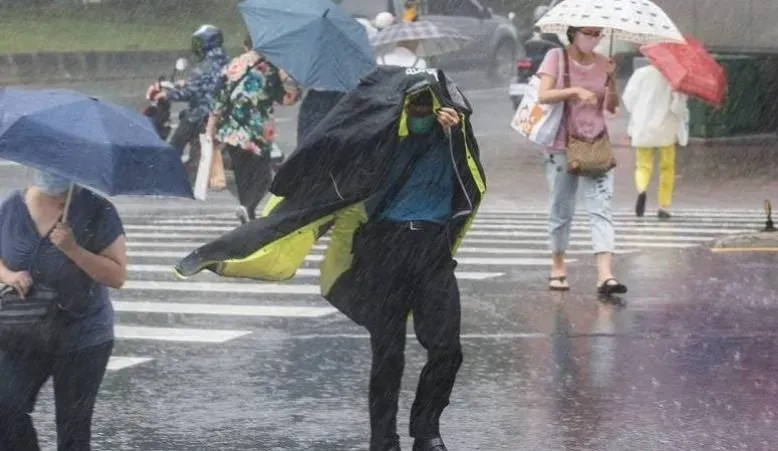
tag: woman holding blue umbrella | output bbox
[0,87,192,450]
[0,169,127,451]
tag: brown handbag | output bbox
[562,49,616,177]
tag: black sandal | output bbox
[597,278,628,296]
[549,276,570,291]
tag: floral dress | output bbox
[212,51,302,156]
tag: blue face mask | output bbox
[407,115,436,135]
[33,170,72,195]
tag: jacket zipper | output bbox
[446,125,473,219]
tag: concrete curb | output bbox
[709,230,778,251]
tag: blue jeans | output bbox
[544,152,615,254]
[0,341,113,451]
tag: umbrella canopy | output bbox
[535,0,685,44]
[640,35,727,107]
[370,20,473,57]
[0,88,193,199]
[238,0,376,92]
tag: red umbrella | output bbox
[640,35,727,107]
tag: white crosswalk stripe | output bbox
[107,208,756,372]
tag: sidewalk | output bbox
[484,104,778,211]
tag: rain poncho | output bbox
[623,65,689,148]
[174,66,486,324]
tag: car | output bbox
[335,0,524,84]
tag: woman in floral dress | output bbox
[207,36,302,223]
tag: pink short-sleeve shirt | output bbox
[537,48,610,153]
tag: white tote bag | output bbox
[193,133,214,201]
[510,75,564,147]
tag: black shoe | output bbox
[372,439,401,451]
[413,437,447,451]
[635,192,647,217]
[657,209,672,220]
[235,206,249,225]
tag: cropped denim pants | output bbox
[544,152,615,254]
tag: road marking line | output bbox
[124,226,731,241]
[123,280,320,294]
[451,223,751,235]
[113,301,336,318]
[115,325,251,343]
[146,218,761,233]
[450,239,700,249]
[126,250,576,266]
[125,241,626,256]
[287,332,553,340]
[107,356,154,371]
[124,235,702,249]
[126,225,230,232]
[127,232,220,240]
[125,265,505,280]
[462,231,714,241]
[140,208,768,221]
[472,208,766,215]
[316,232,713,242]
[125,222,758,233]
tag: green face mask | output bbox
[407,115,436,135]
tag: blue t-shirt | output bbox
[379,130,454,224]
[0,188,124,354]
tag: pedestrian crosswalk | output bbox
[108,207,764,373]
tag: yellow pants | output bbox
[635,145,676,208]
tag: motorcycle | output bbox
[142,58,287,190]
[142,57,207,174]
[509,33,563,109]
[142,57,188,141]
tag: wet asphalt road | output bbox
[3,77,778,450]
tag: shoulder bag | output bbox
[562,49,617,177]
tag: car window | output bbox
[428,0,486,17]
[333,0,394,18]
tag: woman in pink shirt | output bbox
[536,26,627,297]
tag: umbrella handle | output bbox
[62,183,75,224]
[605,33,614,87]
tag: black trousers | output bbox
[169,115,204,156]
[347,220,463,450]
[225,145,272,219]
[0,341,114,451]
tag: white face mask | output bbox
[574,33,602,54]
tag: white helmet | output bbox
[374,11,395,30]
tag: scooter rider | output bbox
[155,24,229,158]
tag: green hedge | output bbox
[0,1,246,53]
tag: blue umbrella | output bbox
[239,0,376,92]
[0,88,193,199]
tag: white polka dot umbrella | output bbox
[535,0,685,44]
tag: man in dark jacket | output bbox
[174,67,486,451]
[350,88,463,451]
